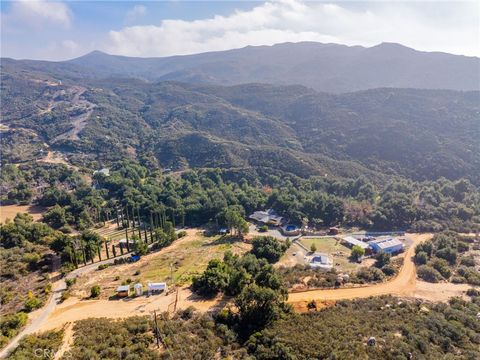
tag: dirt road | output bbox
[287,233,431,306]
[3,232,472,356]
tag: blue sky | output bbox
[1,1,478,60]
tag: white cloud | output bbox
[105,0,479,57]
[6,0,72,28]
[126,5,146,23]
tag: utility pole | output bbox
[153,310,160,348]
[173,288,179,313]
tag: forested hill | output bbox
[3,42,480,93]
[1,64,479,184]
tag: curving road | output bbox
[0,254,131,358]
[1,233,432,357]
[287,233,431,305]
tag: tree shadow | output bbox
[202,235,241,247]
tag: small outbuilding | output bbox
[116,285,130,298]
[133,283,143,296]
[147,282,168,295]
[328,227,340,235]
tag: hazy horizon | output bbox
[1,0,479,61]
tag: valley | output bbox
[1,40,479,360]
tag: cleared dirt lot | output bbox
[0,204,46,223]
[70,229,251,299]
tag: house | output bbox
[93,168,110,177]
[309,252,333,270]
[147,282,168,295]
[328,227,340,235]
[249,209,284,227]
[368,237,404,254]
[116,285,130,298]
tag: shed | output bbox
[133,283,143,296]
[368,238,404,254]
[147,282,168,295]
[328,227,340,235]
[116,285,130,298]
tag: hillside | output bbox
[1,64,479,184]
[3,42,480,93]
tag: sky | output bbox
[1,0,479,60]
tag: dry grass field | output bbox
[70,229,251,299]
[0,204,46,224]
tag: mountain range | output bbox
[3,42,479,93]
[1,41,479,184]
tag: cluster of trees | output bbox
[0,163,83,206]
[415,232,479,285]
[12,293,480,359]
[0,213,61,339]
[248,295,480,359]
[3,159,480,235]
[5,329,64,360]
[193,236,290,338]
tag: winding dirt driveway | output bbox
[3,232,473,357]
[287,233,431,307]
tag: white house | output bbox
[309,252,334,270]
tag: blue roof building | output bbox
[368,238,404,254]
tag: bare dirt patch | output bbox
[0,204,46,223]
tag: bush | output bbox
[417,265,442,283]
[90,285,101,298]
[460,256,475,267]
[177,230,187,238]
[355,267,385,282]
[0,312,28,340]
[431,258,452,279]
[251,236,288,263]
[97,264,109,270]
[414,251,428,265]
[381,265,396,276]
[24,293,42,312]
[374,251,391,268]
[350,245,365,262]
[259,225,268,233]
[457,241,470,253]
[466,288,480,297]
[66,278,76,288]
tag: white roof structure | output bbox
[309,252,333,270]
[116,285,130,292]
[147,282,167,291]
[370,238,404,250]
[93,168,110,176]
[342,236,370,249]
